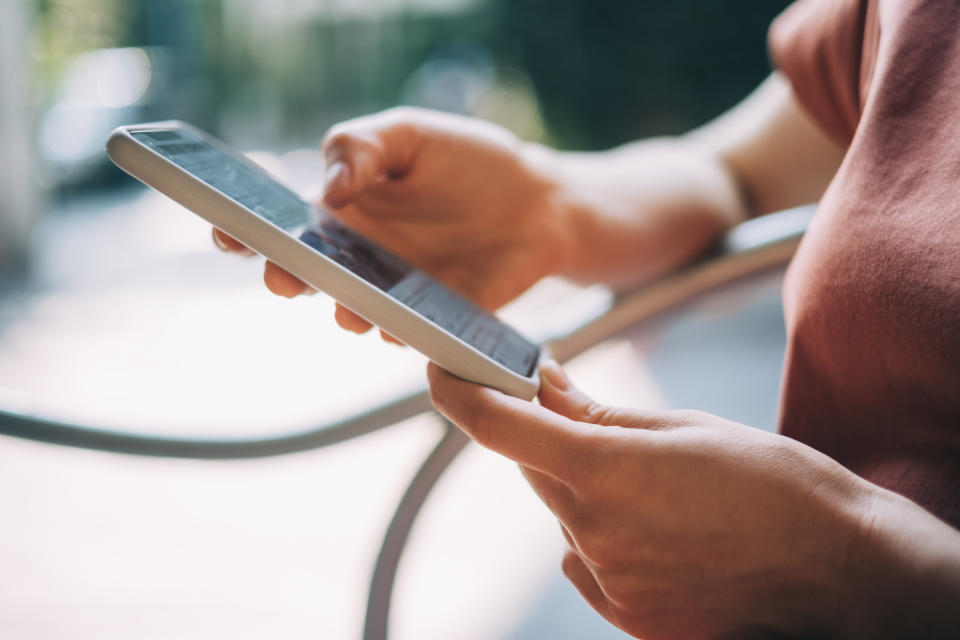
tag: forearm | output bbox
[523,137,746,290]
[689,73,845,217]
[520,73,843,291]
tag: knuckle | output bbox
[577,533,620,570]
[324,107,424,174]
[671,408,709,425]
[581,400,606,423]
[582,400,617,426]
[465,402,496,449]
[323,125,376,156]
[321,127,354,152]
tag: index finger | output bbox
[427,362,591,483]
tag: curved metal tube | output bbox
[0,388,432,459]
[363,420,470,640]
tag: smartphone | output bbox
[106,121,541,399]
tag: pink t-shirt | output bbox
[770,0,960,527]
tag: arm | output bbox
[529,72,845,290]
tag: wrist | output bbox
[517,141,582,277]
[518,140,638,285]
[520,137,749,290]
[830,485,960,638]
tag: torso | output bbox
[772,0,960,526]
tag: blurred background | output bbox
[3,0,788,271]
[1,1,792,639]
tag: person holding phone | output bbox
[215,0,960,637]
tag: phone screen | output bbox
[131,128,540,377]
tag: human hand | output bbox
[427,360,889,639]
[214,107,573,339]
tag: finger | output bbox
[379,329,406,346]
[334,303,374,334]
[427,362,591,482]
[562,549,611,620]
[321,110,421,208]
[212,228,254,256]
[518,464,577,523]
[538,360,667,430]
[263,261,314,298]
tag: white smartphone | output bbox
[106,121,541,399]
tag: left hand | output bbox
[427,361,881,640]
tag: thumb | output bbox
[537,360,661,429]
[321,112,421,208]
[321,133,382,208]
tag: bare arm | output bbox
[695,72,846,216]
[528,72,845,290]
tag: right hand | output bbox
[214,107,574,337]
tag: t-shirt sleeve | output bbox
[768,0,869,145]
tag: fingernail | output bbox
[212,229,227,251]
[539,359,570,391]
[323,161,350,195]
